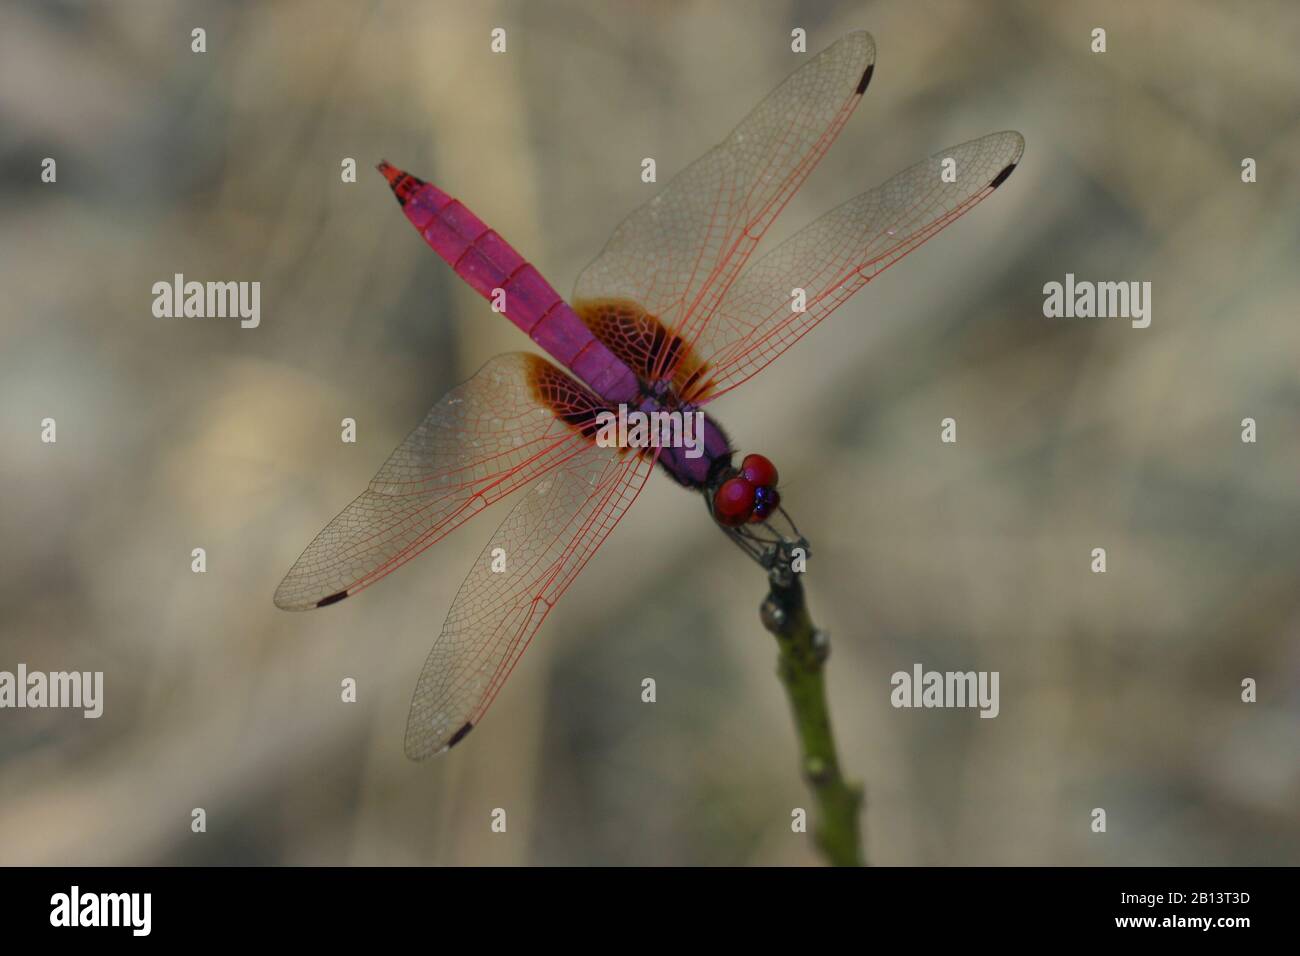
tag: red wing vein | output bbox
[273,353,603,610]
[695,131,1024,400]
[404,446,656,758]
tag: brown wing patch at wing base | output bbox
[525,353,608,441]
[525,352,659,463]
[573,298,715,403]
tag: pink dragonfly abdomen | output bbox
[379,162,641,406]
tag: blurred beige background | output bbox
[1,0,1297,865]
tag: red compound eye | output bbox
[713,477,757,526]
[740,454,779,489]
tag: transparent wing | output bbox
[274,353,604,610]
[691,131,1024,401]
[573,31,875,382]
[404,444,655,758]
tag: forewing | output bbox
[573,32,875,382]
[274,353,603,610]
[404,444,655,758]
[692,131,1024,400]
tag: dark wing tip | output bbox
[448,722,474,748]
[316,590,349,607]
[989,163,1017,189]
[855,63,874,95]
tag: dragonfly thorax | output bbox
[644,393,732,489]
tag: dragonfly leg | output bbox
[709,493,810,577]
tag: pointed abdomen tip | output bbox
[377,161,426,204]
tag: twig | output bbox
[760,562,864,866]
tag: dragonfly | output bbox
[275,32,1022,758]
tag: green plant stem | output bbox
[761,570,864,866]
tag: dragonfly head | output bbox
[711,454,780,525]
[707,454,809,572]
